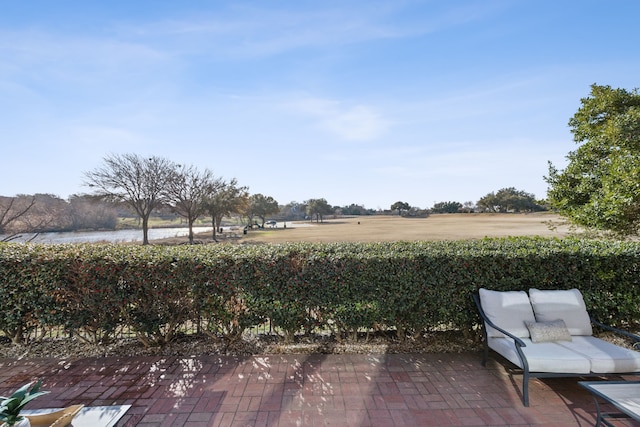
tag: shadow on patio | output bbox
[0,352,633,426]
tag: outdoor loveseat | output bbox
[474,288,640,406]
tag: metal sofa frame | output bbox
[473,293,640,406]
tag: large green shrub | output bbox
[193,246,266,342]
[57,245,129,344]
[0,245,67,343]
[0,237,639,346]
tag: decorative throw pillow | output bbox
[524,319,572,343]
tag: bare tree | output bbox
[68,194,118,230]
[0,195,36,239]
[166,164,223,244]
[1,194,74,241]
[84,153,175,245]
[0,195,36,233]
[24,194,71,231]
[202,178,249,241]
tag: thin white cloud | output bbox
[285,97,391,141]
[0,28,171,92]
[117,8,402,57]
[68,125,145,148]
[111,1,501,59]
[0,29,166,65]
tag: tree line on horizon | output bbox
[1,182,544,246]
[4,83,637,242]
[1,153,547,244]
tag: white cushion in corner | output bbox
[529,288,593,336]
[479,288,536,338]
[557,336,640,373]
[488,337,592,373]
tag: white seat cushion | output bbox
[557,336,640,373]
[488,337,592,373]
[479,288,536,338]
[529,288,593,335]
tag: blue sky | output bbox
[2,1,639,210]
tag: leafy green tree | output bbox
[246,194,279,228]
[546,84,640,236]
[391,201,410,216]
[306,198,333,222]
[431,201,462,213]
[477,188,541,213]
[461,201,476,213]
[476,192,498,212]
[203,178,249,240]
[497,188,541,212]
[280,201,307,220]
[341,204,373,216]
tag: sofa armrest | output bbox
[473,293,527,348]
[590,315,640,349]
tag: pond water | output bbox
[1,221,309,244]
[3,226,215,244]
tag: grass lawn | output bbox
[216,212,574,244]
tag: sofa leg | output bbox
[481,343,488,366]
[522,371,530,407]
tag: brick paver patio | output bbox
[0,352,638,426]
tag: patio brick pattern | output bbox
[0,352,638,426]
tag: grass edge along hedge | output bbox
[0,237,639,347]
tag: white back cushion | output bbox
[479,288,536,338]
[529,288,593,336]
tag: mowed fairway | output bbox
[240,213,574,243]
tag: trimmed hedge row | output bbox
[1,237,639,346]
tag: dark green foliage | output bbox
[0,245,67,343]
[0,237,639,346]
[477,187,544,213]
[547,84,640,236]
[391,201,411,216]
[431,201,463,213]
[193,251,264,342]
